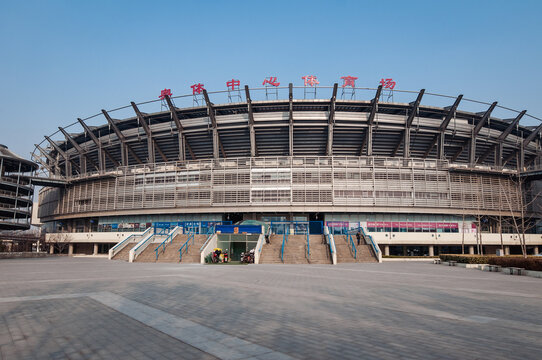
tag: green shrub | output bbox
[488,257,542,272]
[204,253,212,264]
[439,254,493,264]
[383,255,438,258]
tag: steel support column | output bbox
[202,90,225,159]
[58,127,99,173]
[289,83,294,156]
[422,95,463,159]
[244,86,257,157]
[326,83,338,156]
[101,110,143,165]
[361,86,382,156]
[164,95,195,161]
[477,110,526,165]
[77,118,120,169]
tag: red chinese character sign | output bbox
[302,75,319,87]
[226,79,242,102]
[263,77,280,87]
[340,76,358,99]
[340,76,357,88]
[226,79,240,90]
[379,78,396,90]
[159,88,172,99]
[191,83,205,95]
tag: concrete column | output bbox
[428,245,434,257]
[68,244,74,256]
[384,245,390,256]
[403,246,407,256]
[49,245,54,254]
[93,243,98,255]
[534,246,539,255]
[505,246,510,256]
[468,245,474,255]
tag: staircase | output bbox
[282,235,309,264]
[335,234,378,263]
[153,234,186,263]
[334,235,357,263]
[177,234,207,263]
[308,235,331,264]
[259,234,284,264]
[111,241,138,261]
[133,238,165,262]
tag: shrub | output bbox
[439,254,493,264]
[204,253,212,264]
[488,257,542,272]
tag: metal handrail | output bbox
[110,227,151,253]
[280,231,288,263]
[325,232,334,257]
[179,233,195,262]
[258,226,270,255]
[360,227,380,257]
[132,231,155,253]
[306,232,310,261]
[347,234,357,259]
[199,226,216,252]
[154,226,181,260]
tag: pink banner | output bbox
[366,222,458,229]
[326,221,349,227]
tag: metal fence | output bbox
[38,155,523,220]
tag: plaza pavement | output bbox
[0,257,541,359]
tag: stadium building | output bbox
[31,83,542,261]
[0,145,37,231]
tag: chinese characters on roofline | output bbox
[159,76,396,98]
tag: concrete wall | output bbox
[372,232,542,245]
[45,232,140,244]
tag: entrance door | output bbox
[224,213,244,225]
[308,213,324,234]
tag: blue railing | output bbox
[280,231,289,262]
[306,232,310,260]
[110,227,152,254]
[154,226,181,260]
[347,234,357,259]
[270,221,323,235]
[179,233,195,262]
[258,226,271,257]
[325,232,334,257]
[199,226,216,253]
[359,227,380,257]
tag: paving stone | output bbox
[0,258,541,359]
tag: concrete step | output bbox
[111,242,138,261]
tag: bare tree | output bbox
[47,233,72,254]
[501,175,541,258]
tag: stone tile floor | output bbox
[0,257,541,359]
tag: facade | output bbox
[0,145,37,231]
[33,84,542,255]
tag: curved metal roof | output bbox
[32,86,542,178]
[0,145,38,173]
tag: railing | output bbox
[323,226,336,265]
[199,226,216,253]
[256,225,269,263]
[129,230,156,262]
[109,227,151,259]
[360,226,381,261]
[179,233,195,262]
[154,226,181,260]
[280,230,289,263]
[347,234,357,259]
[306,232,310,261]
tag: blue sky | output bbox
[1,0,541,159]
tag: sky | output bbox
[1,0,541,160]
